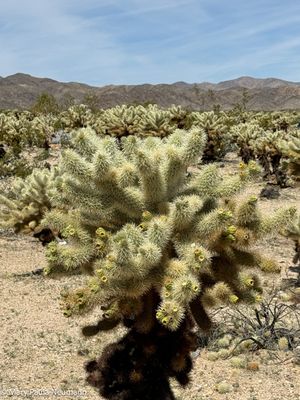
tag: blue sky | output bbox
[0,0,300,85]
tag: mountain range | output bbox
[1,73,300,111]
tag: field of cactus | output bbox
[0,103,299,400]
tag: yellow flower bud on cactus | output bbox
[245,278,255,287]
[229,294,239,304]
[227,225,237,234]
[226,233,236,241]
[138,222,147,231]
[142,211,152,221]
[104,262,114,270]
[255,294,262,303]
[63,225,76,237]
[194,248,202,256]
[101,275,108,283]
[162,317,169,325]
[192,284,199,293]
[249,195,258,203]
[63,309,72,317]
[43,266,51,276]
[96,268,104,277]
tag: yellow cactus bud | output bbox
[192,284,199,293]
[142,211,152,221]
[194,248,202,256]
[245,278,255,287]
[90,284,100,293]
[255,294,262,303]
[104,262,114,270]
[43,267,51,276]
[162,317,169,325]
[249,195,258,203]
[227,234,236,241]
[96,227,108,239]
[63,309,72,317]
[227,225,237,234]
[138,222,147,231]
[101,275,108,283]
[229,295,239,304]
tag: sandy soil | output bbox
[0,155,299,400]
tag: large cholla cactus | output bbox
[26,126,295,399]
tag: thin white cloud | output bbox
[1,0,300,84]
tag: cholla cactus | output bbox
[61,104,94,131]
[168,105,189,129]
[140,106,175,137]
[19,126,294,399]
[95,105,145,137]
[284,214,300,286]
[279,131,300,182]
[0,168,60,237]
[187,111,229,161]
[0,111,57,177]
[230,122,262,164]
[92,104,178,139]
[253,130,288,186]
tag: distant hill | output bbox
[1,73,300,111]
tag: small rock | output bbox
[260,185,280,199]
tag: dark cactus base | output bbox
[85,315,197,400]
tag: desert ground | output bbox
[0,154,299,400]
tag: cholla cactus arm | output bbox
[258,206,297,236]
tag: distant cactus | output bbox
[284,214,300,286]
[279,131,300,182]
[0,168,60,242]
[188,111,230,162]
[230,122,261,163]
